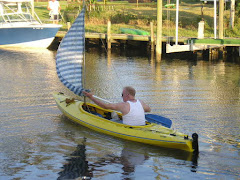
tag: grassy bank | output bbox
[34,1,240,38]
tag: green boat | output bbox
[164,4,175,8]
[120,28,150,36]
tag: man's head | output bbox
[122,86,136,102]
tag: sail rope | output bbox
[167,0,171,45]
[86,18,124,96]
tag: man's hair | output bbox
[124,86,136,96]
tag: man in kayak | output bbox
[83,86,151,126]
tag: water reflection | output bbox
[191,151,199,173]
[56,120,199,180]
[120,145,149,176]
[58,138,92,180]
[0,47,239,179]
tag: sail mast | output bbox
[82,1,86,103]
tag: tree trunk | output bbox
[230,0,235,28]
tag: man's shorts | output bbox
[53,14,59,20]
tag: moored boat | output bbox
[0,0,61,48]
[120,28,150,36]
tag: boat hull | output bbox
[0,24,61,48]
[53,92,194,152]
[120,28,150,35]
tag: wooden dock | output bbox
[56,31,240,47]
[55,18,240,54]
[55,31,240,58]
[56,31,186,45]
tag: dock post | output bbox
[198,21,204,39]
[67,22,71,30]
[107,20,111,49]
[156,0,162,62]
[150,22,155,51]
[222,46,227,59]
[107,50,112,65]
[209,48,212,61]
[219,0,224,39]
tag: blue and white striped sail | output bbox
[56,7,85,96]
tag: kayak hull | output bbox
[53,92,195,152]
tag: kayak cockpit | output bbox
[80,102,153,127]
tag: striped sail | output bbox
[56,7,85,96]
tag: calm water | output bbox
[0,47,239,180]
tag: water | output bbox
[0,47,239,180]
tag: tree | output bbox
[230,0,235,28]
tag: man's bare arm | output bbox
[83,91,127,113]
[139,100,151,112]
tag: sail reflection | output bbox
[57,138,92,180]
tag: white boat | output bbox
[0,0,61,48]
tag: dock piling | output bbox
[107,20,111,49]
[67,22,71,30]
[156,0,162,61]
[150,22,155,51]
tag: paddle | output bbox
[145,114,172,128]
[93,95,112,103]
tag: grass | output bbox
[34,1,240,38]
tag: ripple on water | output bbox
[0,48,240,179]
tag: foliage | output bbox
[236,1,240,16]
[34,1,240,38]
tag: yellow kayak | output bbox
[53,92,198,152]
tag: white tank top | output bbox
[122,100,145,126]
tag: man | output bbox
[47,0,61,24]
[83,86,151,126]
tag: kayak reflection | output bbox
[57,135,198,180]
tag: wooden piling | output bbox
[67,22,71,30]
[219,0,224,39]
[150,22,155,51]
[209,48,212,61]
[222,46,227,59]
[156,0,162,61]
[107,20,111,49]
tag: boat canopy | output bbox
[0,0,39,24]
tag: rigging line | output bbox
[166,0,171,45]
[100,37,108,53]
[85,20,123,98]
[99,36,124,90]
